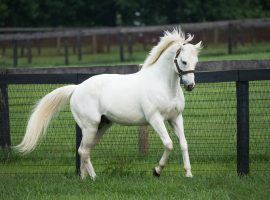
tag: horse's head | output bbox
[174,40,202,92]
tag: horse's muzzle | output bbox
[185,84,195,92]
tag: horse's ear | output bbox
[185,33,194,43]
[195,41,202,50]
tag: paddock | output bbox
[0,18,269,68]
[0,60,269,176]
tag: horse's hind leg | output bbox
[92,116,112,147]
[78,126,98,180]
[79,116,112,180]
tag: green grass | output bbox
[0,173,269,200]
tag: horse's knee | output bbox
[165,142,173,151]
[180,142,188,152]
[78,147,89,161]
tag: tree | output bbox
[0,0,269,27]
[0,0,39,27]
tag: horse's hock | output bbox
[0,61,269,175]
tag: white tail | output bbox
[15,85,77,154]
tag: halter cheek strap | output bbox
[174,48,195,77]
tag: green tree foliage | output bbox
[117,0,270,25]
[0,0,269,27]
[36,0,116,27]
[0,0,39,26]
[1,0,116,27]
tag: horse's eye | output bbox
[182,60,187,65]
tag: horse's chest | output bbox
[155,95,184,119]
[163,100,183,118]
[142,86,185,120]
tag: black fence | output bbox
[0,60,269,175]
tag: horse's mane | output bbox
[142,27,194,68]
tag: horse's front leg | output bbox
[170,114,193,177]
[148,113,173,177]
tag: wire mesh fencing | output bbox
[0,81,269,175]
[1,84,75,174]
[249,81,270,172]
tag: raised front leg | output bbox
[148,112,173,177]
[170,114,193,177]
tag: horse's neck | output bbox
[145,51,180,93]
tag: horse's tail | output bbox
[15,85,77,154]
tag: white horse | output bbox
[16,28,202,179]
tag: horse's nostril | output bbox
[185,84,194,91]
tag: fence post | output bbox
[20,41,25,57]
[138,126,149,155]
[119,32,124,62]
[27,39,32,64]
[127,34,133,59]
[236,81,249,175]
[214,28,219,44]
[56,36,61,54]
[75,124,82,175]
[72,39,77,54]
[92,35,97,54]
[137,63,148,155]
[64,38,69,65]
[142,33,147,51]
[37,39,41,55]
[12,39,18,67]
[106,34,111,53]
[228,23,235,54]
[0,84,11,148]
[77,35,82,61]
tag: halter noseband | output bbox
[174,48,195,77]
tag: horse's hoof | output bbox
[153,168,160,177]
[80,172,87,180]
[185,171,193,178]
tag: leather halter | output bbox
[174,48,195,77]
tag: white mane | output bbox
[142,27,194,68]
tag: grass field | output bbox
[0,173,269,200]
[0,44,270,199]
